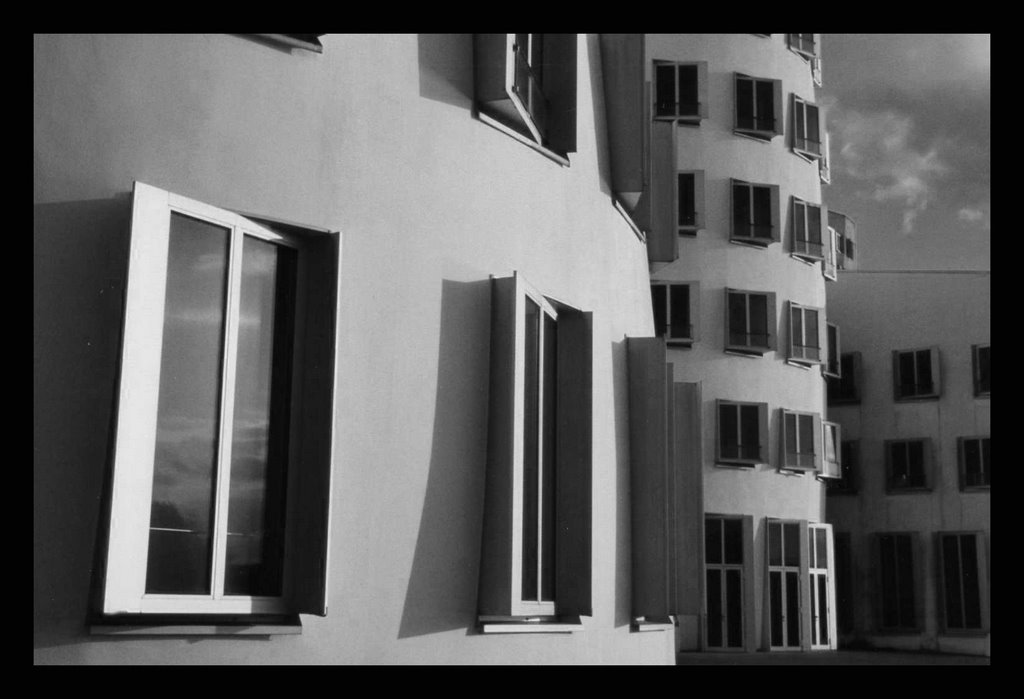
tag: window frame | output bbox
[790,197,827,262]
[827,351,861,405]
[936,532,989,634]
[885,439,932,493]
[779,409,822,473]
[733,73,783,141]
[822,322,840,378]
[715,399,769,467]
[653,60,708,124]
[730,179,781,247]
[819,421,841,480]
[822,223,838,280]
[786,33,820,60]
[958,436,991,491]
[703,515,748,651]
[724,288,777,356]
[892,347,941,401]
[791,94,823,161]
[650,280,700,346]
[972,344,990,397]
[787,301,824,366]
[100,182,340,618]
[676,170,706,235]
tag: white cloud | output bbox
[958,207,984,223]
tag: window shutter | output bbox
[693,170,706,230]
[758,402,769,464]
[929,347,941,397]
[543,34,577,154]
[648,120,678,262]
[555,307,593,616]
[769,184,781,244]
[812,413,823,473]
[290,232,341,616]
[697,61,709,119]
[627,337,676,619]
[772,80,784,136]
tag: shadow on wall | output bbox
[398,278,492,639]
[587,34,612,198]
[609,338,632,627]
[417,34,474,110]
[34,197,131,650]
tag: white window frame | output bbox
[102,182,339,616]
[766,519,804,650]
[787,301,824,365]
[822,322,840,377]
[808,522,837,650]
[791,94,823,161]
[653,60,708,123]
[779,409,821,472]
[730,179,780,247]
[820,421,841,479]
[791,197,826,262]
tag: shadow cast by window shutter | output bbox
[769,185,781,244]
[543,34,577,154]
[772,81,784,136]
[758,402,769,464]
[555,308,593,616]
[648,120,678,262]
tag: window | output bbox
[823,323,840,377]
[473,34,577,158]
[725,288,776,355]
[654,61,708,123]
[766,520,802,649]
[827,440,857,494]
[938,532,988,632]
[827,351,861,404]
[829,210,856,270]
[787,34,819,59]
[886,439,931,492]
[822,224,838,281]
[677,171,706,234]
[876,533,918,631]
[792,95,823,160]
[820,421,841,479]
[787,302,824,365]
[780,409,821,471]
[716,400,768,466]
[972,344,990,397]
[958,437,990,490]
[893,347,940,400]
[819,132,832,184]
[731,179,780,246]
[704,516,745,649]
[651,281,699,345]
[100,182,340,617]
[734,73,783,141]
[791,198,826,261]
[478,272,592,624]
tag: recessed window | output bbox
[877,533,917,631]
[651,281,699,346]
[717,400,768,466]
[787,34,819,60]
[100,182,339,617]
[654,61,708,123]
[827,440,858,494]
[725,288,776,355]
[731,180,780,246]
[734,73,783,141]
[792,198,826,261]
[893,347,941,400]
[827,351,861,404]
[787,302,824,365]
[677,171,706,234]
[972,344,990,397]
[886,439,930,492]
[792,95,823,160]
[959,437,990,490]
[780,409,820,471]
[938,533,987,632]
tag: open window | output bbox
[822,224,838,281]
[791,94,823,160]
[734,73,783,141]
[731,179,781,247]
[787,302,824,366]
[791,197,827,262]
[819,421,841,479]
[893,347,941,401]
[716,399,769,467]
[779,409,821,472]
[654,60,708,123]
[725,288,776,356]
[787,34,820,60]
[99,182,340,619]
[478,272,592,627]
[651,281,700,346]
[823,323,840,377]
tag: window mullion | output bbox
[210,225,245,600]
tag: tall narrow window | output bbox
[823,323,840,377]
[959,437,991,490]
[972,344,990,397]
[878,533,917,630]
[893,347,940,400]
[717,400,767,466]
[820,421,841,479]
[705,516,745,649]
[735,74,781,140]
[677,172,705,233]
[767,520,802,649]
[788,302,823,364]
[939,533,986,631]
[886,439,929,491]
[780,409,820,471]
[792,95,822,158]
[827,440,857,494]
[827,352,861,404]
[792,198,825,260]
[726,289,775,355]
[731,180,779,245]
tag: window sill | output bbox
[725,348,771,358]
[478,615,584,634]
[678,227,701,237]
[476,111,570,167]
[792,148,822,164]
[874,628,923,636]
[632,616,675,632]
[786,358,821,369]
[822,370,841,379]
[715,460,761,469]
[733,129,777,143]
[666,338,695,348]
[730,238,774,250]
[778,467,814,477]
[90,614,302,636]
[654,115,704,125]
[960,486,991,493]
[790,252,823,265]
[894,394,940,402]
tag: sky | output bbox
[820,34,990,271]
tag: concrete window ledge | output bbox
[632,616,675,632]
[89,614,302,636]
[478,615,584,634]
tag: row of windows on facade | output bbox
[827,344,990,404]
[651,283,840,369]
[826,436,991,495]
[847,531,988,634]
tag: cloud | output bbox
[958,207,984,223]
[834,108,949,234]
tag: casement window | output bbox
[885,439,931,492]
[958,437,991,490]
[811,55,823,87]
[827,351,861,404]
[779,409,821,472]
[725,288,776,355]
[829,210,856,270]
[938,532,988,632]
[787,34,820,60]
[704,516,746,649]
[731,179,781,246]
[819,132,831,184]
[252,34,325,53]
[734,73,783,141]
[791,198,827,261]
[822,224,838,281]
[876,533,919,631]
[677,171,706,234]
[654,60,708,123]
[972,344,990,397]
[473,34,577,158]
[823,323,840,377]
[716,400,769,466]
[893,347,941,400]
[820,421,841,479]
[792,95,823,160]
[827,440,857,494]
[100,182,340,618]
[478,272,592,626]
[651,281,699,346]
[787,302,824,365]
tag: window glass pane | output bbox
[891,443,908,486]
[225,238,297,596]
[960,535,982,628]
[678,64,698,113]
[678,173,696,226]
[791,306,803,352]
[736,78,753,129]
[656,64,676,116]
[726,569,743,647]
[806,310,819,356]
[724,518,743,564]
[146,213,230,595]
[748,294,768,346]
[540,313,557,602]
[740,404,759,459]
[916,349,933,393]
[754,80,774,131]
[798,415,814,461]
[705,517,722,565]
[896,536,915,626]
[651,285,667,338]
[806,104,820,145]
[784,523,800,567]
[728,292,748,345]
[785,571,800,646]
[768,521,782,566]
[824,425,837,465]
[720,404,738,458]
[669,284,690,338]
[908,441,925,487]
[796,102,805,142]
[752,187,772,238]
[706,569,723,647]
[898,352,916,395]
[769,571,783,646]
[977,346,990,393]
[733,184,750,235]
[521,298,540,601]
[942,535,964,629]
[880,536,898,627]
[785,413,797,461]
[964,439,981,486]
[816,574,829,644]
[807,206,821,244]
[981,439,990,485]
[794,202,807,244]
[815,528,828,570]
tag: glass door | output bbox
[767,520,802,650]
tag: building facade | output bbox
[825,271,990,657]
